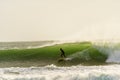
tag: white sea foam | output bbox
[0,64,120,80]
[94,42,120,63]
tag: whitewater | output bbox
[0,64,120,80]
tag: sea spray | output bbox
[93,42,120,63]
[67,48,91,61]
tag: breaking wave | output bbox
[0,41,120,67]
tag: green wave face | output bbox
[0,42,108,67]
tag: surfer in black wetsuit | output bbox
[60,48,66,58]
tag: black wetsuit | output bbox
[60,48,66,58]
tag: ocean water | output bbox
[0,64,120,80]
[0,41,56,50]
[0,41,120,80]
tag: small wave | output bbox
[0,41,58,50]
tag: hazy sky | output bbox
[0,0,120,41]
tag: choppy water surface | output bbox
[0,64,120,80]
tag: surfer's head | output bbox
[60,48,62,50]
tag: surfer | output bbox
[58,48,68,63]
[60,48,66,58]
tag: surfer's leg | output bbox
[63,53,66,58]
[61,54,63,57]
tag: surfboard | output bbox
[58,58,71,62]
[58,58,66,62]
